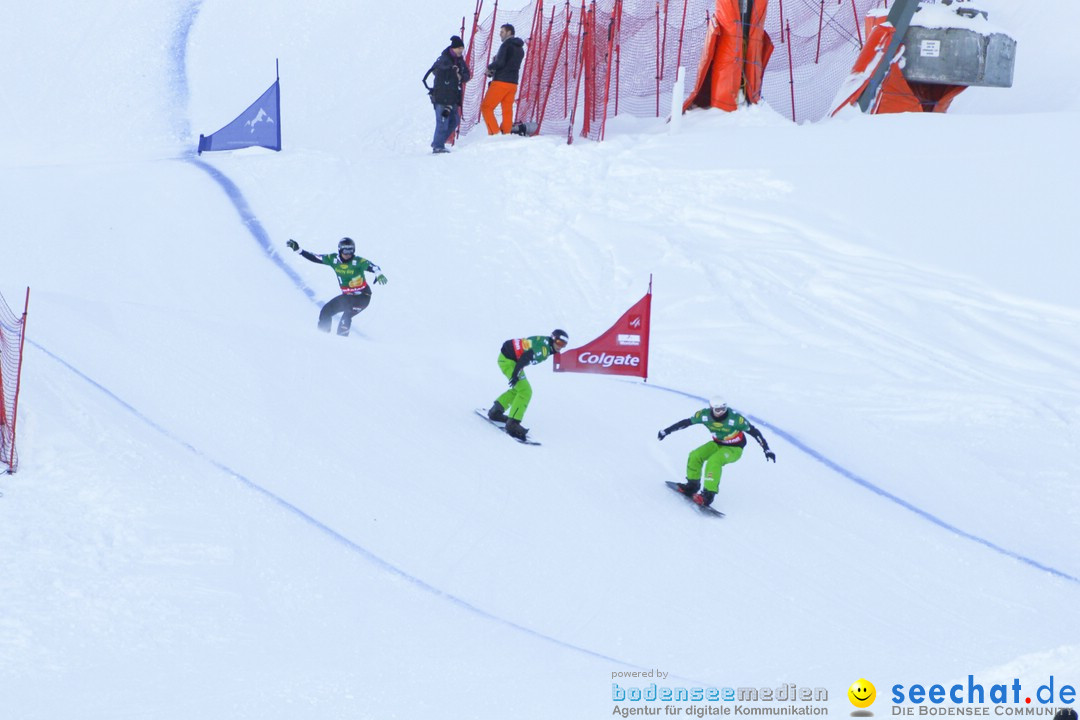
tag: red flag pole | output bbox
[643,275,653,382]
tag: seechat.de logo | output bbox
[849,678,876,715]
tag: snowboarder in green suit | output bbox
[658,397,776,506]
[488,329,568,440]
[285,237,387,336]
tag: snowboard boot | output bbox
[675,479,701,497]
[487,401,509,423]
[505,418,528,440]
[693,489,716,507]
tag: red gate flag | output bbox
[553,279,652,380]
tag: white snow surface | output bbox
[1,1,1078,718]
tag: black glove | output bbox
[764,449,776,463]
[657,430,668,441]
[508,375,520,388]
[441,106,451,118]
[286,239,299,252]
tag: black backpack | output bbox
[425,54,464,106]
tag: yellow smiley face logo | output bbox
[848,679,876,708]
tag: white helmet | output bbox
[708,396,728,416]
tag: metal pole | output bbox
[857,0,919,112]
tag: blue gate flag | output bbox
[198,78,281,154]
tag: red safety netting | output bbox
[458,0,895,142]
[0,288,29,473]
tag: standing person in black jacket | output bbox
[480,24,525,135]
[423,36,472,154]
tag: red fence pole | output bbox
[582,2,596,137]
[0,323,5,431]
[674,0,689,73]
[786,21,796,123]
[851,0,864,47]
[6,288,29,471]
[518,0,546,120]
[536,6,570,133]
[657,0,673,117]
[464,0,483,73]
[456,0,485,144]
[815,0,825,63]
[477,0,501,118]
[655,1,661,116]
[530,5,557,126]
[567,2,589,143]
[778,0,785,43]
[612,0,624,121]
[565,2,574,117]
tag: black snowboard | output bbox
[665,481,725,517]
[474,409,541,445]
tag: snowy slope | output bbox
[1,1,1078,719]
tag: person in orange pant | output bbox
[481,24,524,135]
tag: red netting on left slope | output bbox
[0,289,28,473]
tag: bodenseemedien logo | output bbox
[849,679,876,716]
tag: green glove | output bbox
[286,239,299,252]
[374,274,388,285]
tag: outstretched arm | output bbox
[657,418,692,440]
[286,239,324,264]
[366,262,388,285]
[746,424,776,462]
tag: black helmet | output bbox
[551,329,569,348]
[1055,711,1078,720]
[338,237,355,254]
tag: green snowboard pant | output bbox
[495,354,532,421]
[687,442,744,493]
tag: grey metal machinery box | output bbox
[901,8,1016,88]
